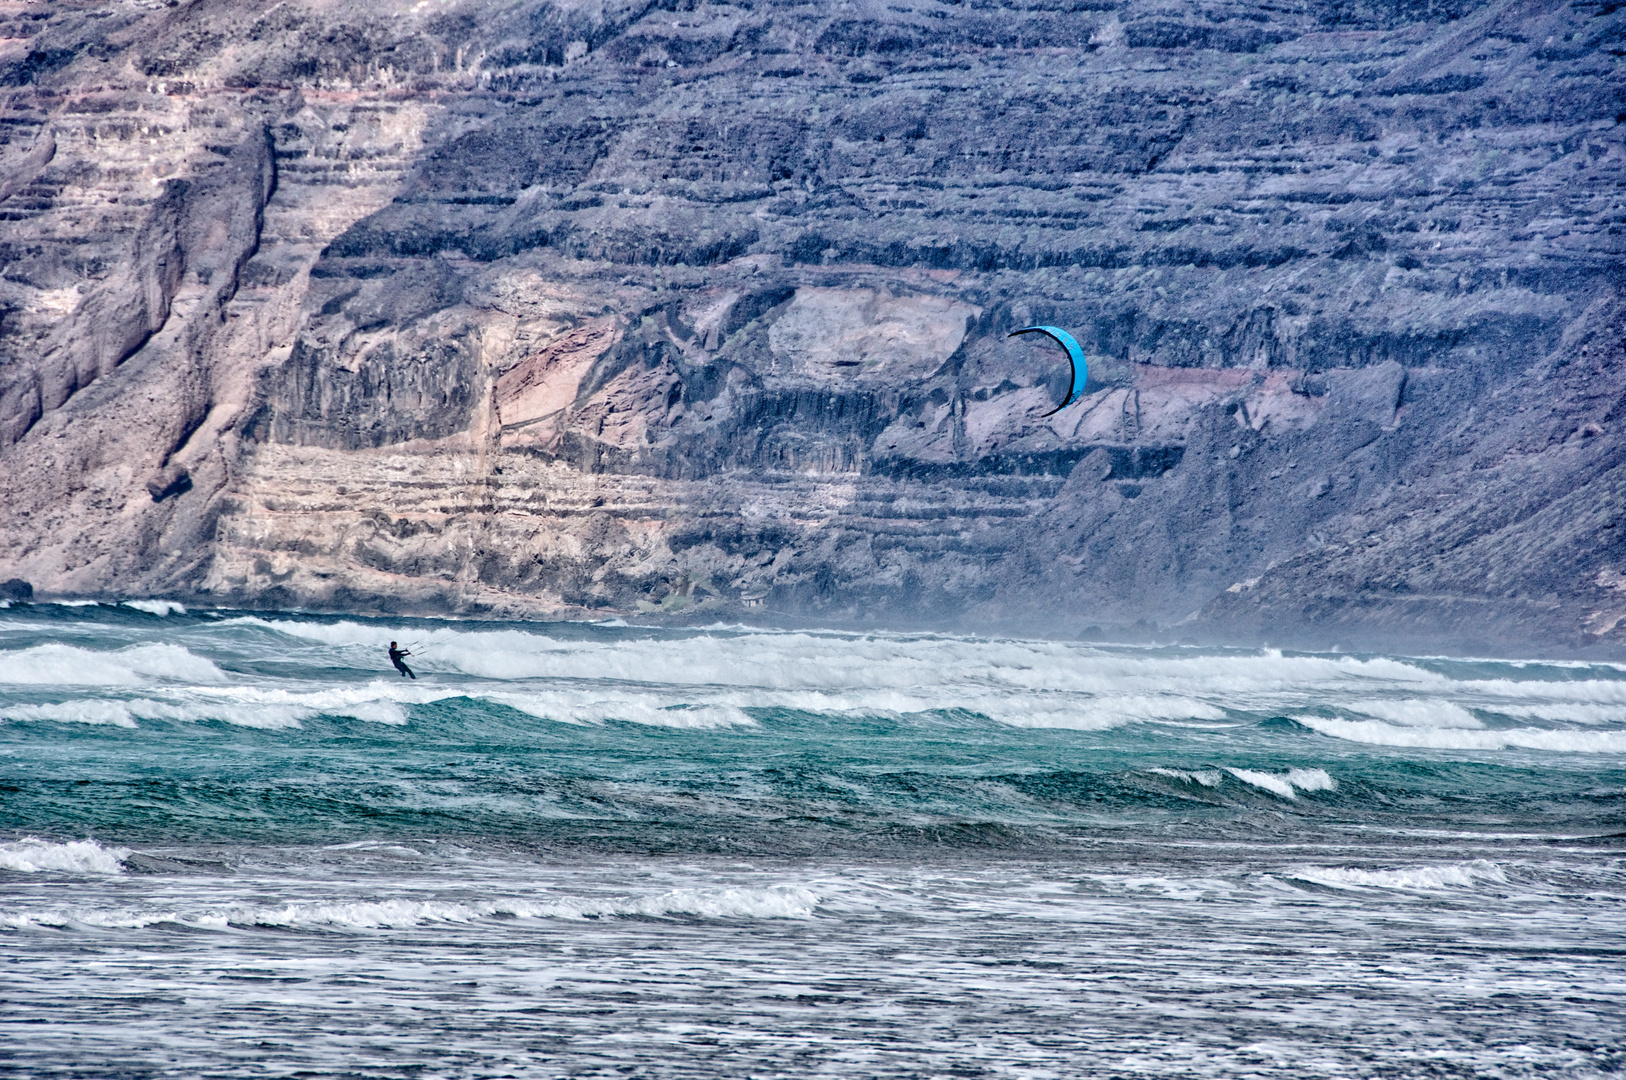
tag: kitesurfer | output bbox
[388,641,416,680]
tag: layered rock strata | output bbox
[0,0,1621,654]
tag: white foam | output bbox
[1351,698,1483,728]
[246,886,820,927]
[127,682,424,729]
[237,620,1447,704]
[488,690,753,729]
[337,700,409,725]
[1102,874,1239,900]
[1454,676,1626,705]
[0,643,225,686]
[1285,767,1337,792]
[1,683,420,731]
[2,700,138,727]
[0,907,202,930]
[1226,767,1298,798]
[1000,695,1227,730]
[0,885,820,931]
[16,619,1626,747]
[124,698,310,730]
[0,838,129,875]
[205,621,1475,738]
[1297,716,1626,753]
[122,600,186,616]
[1149,767,1223,787]
[1224,767,1337,799]
[1290,859,1507,891]
[1494,703,1626,726]
[190,682,428,726]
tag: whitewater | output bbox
[1,603,1623,1077]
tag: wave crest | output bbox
[1296,716,1626,753]
[0,886,820,931]
[0,838,128,875]
[0,643,225,687]
[1225,767,1337,799]
[1290,859,1507,891]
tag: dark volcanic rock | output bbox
[0,0,1621,655]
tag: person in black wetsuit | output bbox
[388,641,415,679]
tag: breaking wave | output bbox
[1148,767,1224,787]
[1296,716,1626,753]
[122,600,186,617]
[1224,767,1337,799]
[1146,766,1337,798]
[2,687,410,730]
[2,700,140,727]
[1349,698,1483,729]
[1288,860,1508,892]
[238,621,1460,703]
[0,886,820,931]
[5,610,1626,750]
[0,643,225,686]
[0,838,129,875]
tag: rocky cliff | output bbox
[0,0,1621,654]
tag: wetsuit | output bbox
[388,644,415,679]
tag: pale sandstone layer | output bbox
[0,0,1621,654]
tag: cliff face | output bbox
[0,0,1621,654]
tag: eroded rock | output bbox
[0,0,1618,654]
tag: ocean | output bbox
[1,602,1622,1077]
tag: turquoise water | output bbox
[2,602,1624,1077]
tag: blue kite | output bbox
[1008,326,1089,417]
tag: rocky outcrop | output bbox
[0,0,1621,655]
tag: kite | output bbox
[1008,326,1089,417]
